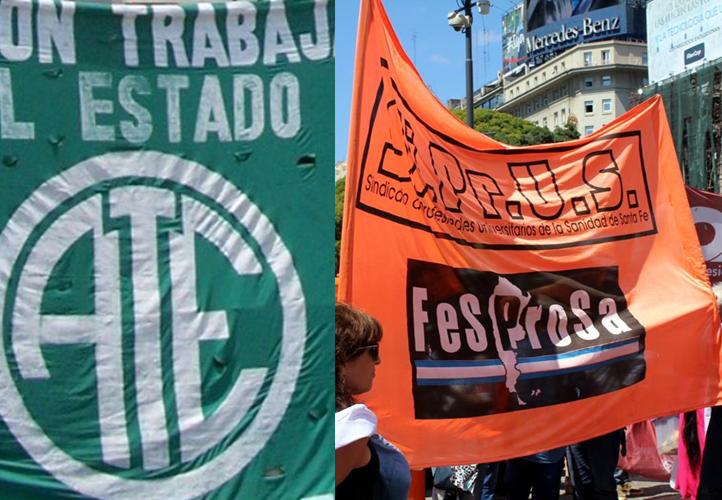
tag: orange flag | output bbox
[339,0,722,467]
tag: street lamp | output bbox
[448,0,490,128]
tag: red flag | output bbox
[687,185,722,285]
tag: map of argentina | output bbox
[406,260,646,419]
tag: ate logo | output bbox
[0,152,306,499]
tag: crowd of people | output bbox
[334,296,722,500]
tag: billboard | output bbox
[502,4,526,74]
[524,0,629,67]
[526,0,621,31]
[647,0,722,83]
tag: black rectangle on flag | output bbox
[406,260,646,419]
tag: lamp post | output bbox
[448,1,489,128]
[463,1,474,128]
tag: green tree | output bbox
[552,121,581,142]
[523,126,554,146]
[450,108,579,145]
[335,177,345,274]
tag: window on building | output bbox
[526,104,531,114]
[642,52,648,64]
[526,81,530,90]
[542,72,546,81]
[510,90,514,98]
[553,89,559,100]
[543,117,548,128]
[585,100,594,114]
[554,112,559,125]
[534,76,538,85]
[584,52,593,66]
[585,125,594,136]
[561,108,567,122]
[642,77,649,86]
[535,99,540,110]
[602,98,612,113]
[561,86,567,97]
[542,95,548,106]
[584,77,594,88]
[602,50,610,64]
[602,75,612,87]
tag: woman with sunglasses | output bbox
[335,303,410,499]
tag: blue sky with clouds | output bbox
[335,0,514,162]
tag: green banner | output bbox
[0,0,334,498]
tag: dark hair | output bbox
[335,303,383,411]
[683,410,700,468]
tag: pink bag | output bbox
[617,420,673,481]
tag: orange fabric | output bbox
[408,470,426,500]
[339,0,722,468]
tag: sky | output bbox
[335,0,515,162]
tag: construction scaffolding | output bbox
[642,60,722,192]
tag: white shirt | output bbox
[335,403,378,449]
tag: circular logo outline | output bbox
[0,151,306,499]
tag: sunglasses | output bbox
[355,344,380,362]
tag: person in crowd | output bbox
[697,406,722,499]
[431,463,497,500]
[615,468,642,499]
[504,448,565,500]
[696,283,722,499]
[675,408,707,499]
[335,303,411,499]
[476,462,500,500]
[567,429,624,500]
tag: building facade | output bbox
[447,76,505,113]
[496,39,648,136]
[641,0,722,191]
